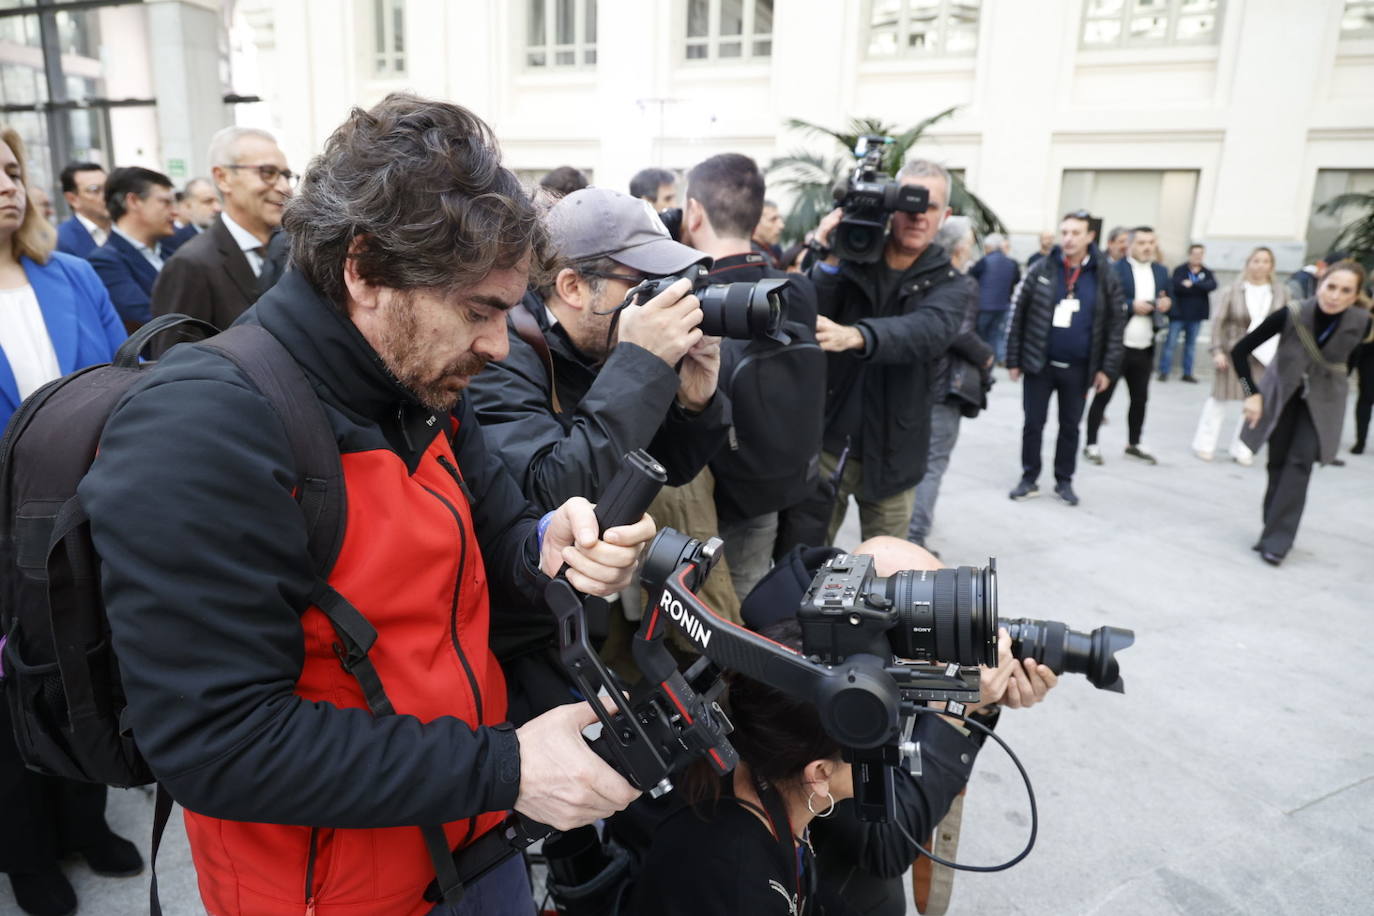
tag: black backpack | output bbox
[0,313,347,788]
[709,259,827,523]
[0,313,476,910]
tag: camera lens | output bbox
[1002,618,1135,692]
[881,561,997,668]
[696,280,783,340]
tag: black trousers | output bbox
[1086,345,1154,447]
[0,703,110,874]
[1260,395,1322,557]
[1021,361,1090,485]
[1355,346,1374,447]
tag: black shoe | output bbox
[1181,375,1198,383]
[1251,542,1262,552]
[1260,550,1283,567]
[1157,372,1168,382]
[8,868,76,916]
[1054,482,1079,506]
[1353,441,1366,455]
[80,831,144,878]
[1124,444,1158,465]
[1009,479,1039,501]
[1330,458,1346,467]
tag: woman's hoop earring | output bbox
[807,791,836,818]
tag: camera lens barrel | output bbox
[882,563,998,668]
[1002,618,1135,692]
[696,281,782,340]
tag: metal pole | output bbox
[35,0,75,209]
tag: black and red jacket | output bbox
[80,269,548,915]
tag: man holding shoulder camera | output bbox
[809,159,967,543]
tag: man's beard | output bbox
[376,296,488,413]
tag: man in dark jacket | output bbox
[467,186,727,512]
[1161,243,1217,381]
[1006,210,1127,505]
[808,158,966,542]
[677,153,823,597]
[969,232,1020,364]
[79,95,653,916]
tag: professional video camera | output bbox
[623,262,786,342]
[832,133,930,263]
[439,453,1133,908]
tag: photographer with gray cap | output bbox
[469,187,728,512]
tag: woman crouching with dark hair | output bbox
[627,629,851,916]
[627,538,1057,915]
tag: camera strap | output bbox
[753,773,815,915]
[509,301,563,413]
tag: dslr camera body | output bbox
[832,134,930,263]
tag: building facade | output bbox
[16,0,1362,271]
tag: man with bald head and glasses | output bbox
[151,126,295,332]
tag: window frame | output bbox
[682,0,773,64]
[1341,0,1374,39]
[524,0,598,70]
[864,0,983,59]
[372,0,406,78]
[1078,0,1225,50]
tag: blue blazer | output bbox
[1113,259,1173,330]
[55,216,98,258]
[0,253,128,427]
[86,232,159,327]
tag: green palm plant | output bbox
[1316,191,1374,271]
[766,110,1007,245]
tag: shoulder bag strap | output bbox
[1285,301,1347,376]
[509,303,562,414]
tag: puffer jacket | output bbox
[1006,245,1126,379]
[80,269,547,916]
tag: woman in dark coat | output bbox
[1234,261,1373,566]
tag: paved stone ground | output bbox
[5,350,1371,915]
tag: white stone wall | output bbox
[230,0,1374,267]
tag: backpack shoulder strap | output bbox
[509,302,563,414]
[197,325,468,906]
[199,324,346,577]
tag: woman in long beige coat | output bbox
[1192,246,1288,463]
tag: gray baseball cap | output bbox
[546,187,709,276]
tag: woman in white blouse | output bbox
[0,126,125,430]
[1192,246,1288,463]
[0,125,132,916]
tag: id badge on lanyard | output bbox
[1053,297,1079,328]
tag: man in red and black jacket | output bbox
[79,95,652,916]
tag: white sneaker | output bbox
[1232,452,1253,467]
[1194,449,1214,462]
[1083,444,1103,465]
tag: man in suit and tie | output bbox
[85,167,177,331]
[150,127,294,330]
[55,161,111,258]
[160,176,221,259]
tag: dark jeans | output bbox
[1020,361,1090,485]
[0,704,110,874]
[426,851,534,916]
[1355,345,1374,447]
[1260,395,1321,557]
[1087,345,1154,447]
[1159,319,1201,377]
[976,310,1008,363]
